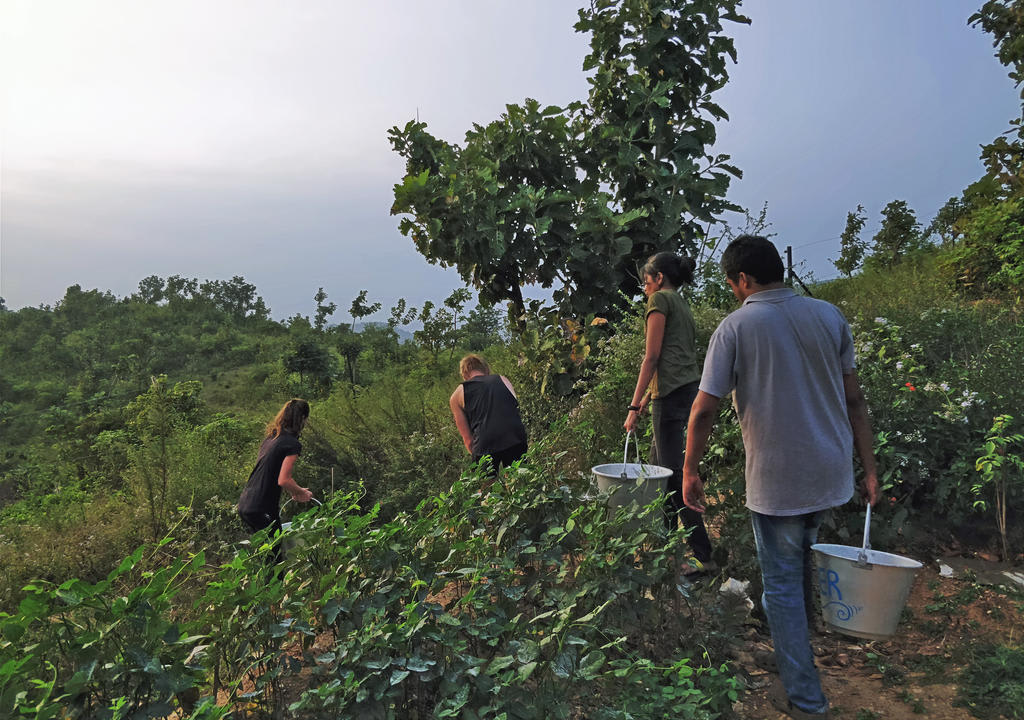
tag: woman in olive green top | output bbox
[624,252,714,574]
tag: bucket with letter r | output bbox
[811,505,922,640]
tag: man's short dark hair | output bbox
[720,235,785,284]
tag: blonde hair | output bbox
[459,354,491,379]
[265,398,310,438]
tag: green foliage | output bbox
[833,204,868,277]
[312,287,336,332]
[865,199,927,270]
[956,644,1024,719]
[943,196,1024,299]
[389,0,747,320]
[811,253,1024,550]
[925,196,968,247]
[1,466,741,719]
[284,340,337,397]
[972,414,1024,560]
[124,377,205,539]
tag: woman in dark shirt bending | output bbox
[238,398,314,554]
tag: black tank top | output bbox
[462,374,528,457]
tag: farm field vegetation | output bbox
[3,0,1024,717]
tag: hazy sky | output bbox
[1,1,1017,320]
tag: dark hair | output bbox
[459,354,491,379]
[720,235,785,284]
[266,398,310,438]
[642,252,696,287]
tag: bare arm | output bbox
[843,370,880,505]
[499,375,518,399]
[449,385,473,454]
[681,390,722,512]
[278,454,312,502]
[624,311,665,433]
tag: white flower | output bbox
[961,400,972,408]
[896,361,903,370]
[939,383,950,392]
[874,317,887,325]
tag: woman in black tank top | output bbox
[449,354,528,477]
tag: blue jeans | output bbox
[750,510,828,715]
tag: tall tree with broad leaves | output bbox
[389,0,748,322]
[832,204,868,277]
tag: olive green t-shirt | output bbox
[646,289,701,397]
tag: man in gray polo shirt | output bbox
[682,235,879,720]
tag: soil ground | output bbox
[733,561,1024,719]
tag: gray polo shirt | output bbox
[699,288,856,516]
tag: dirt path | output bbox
[735,562,1024,719]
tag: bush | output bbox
[2,467,742,719]
[956,644,1024,719]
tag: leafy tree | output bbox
[334,327,364,394]
[389,0,748,321]
[349,290,382,330]
[942,3,1024,296]
[284,341,337,397]
[313,287,337,332]
[443,288,472,360]
[462,302,505,350]
[945,198,1024,297]
[414,301,455,365]
[54,285,117,332]
[866,200,924,269]
[387,298,417,331]
[124,376,203,539]
[197,276,269,320]
[832,205,868,277]
[135,276,165,304]
[0,297,8,312]
[926,196,968,246]
[165,275,199,304]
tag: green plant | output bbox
[864,652,905,688]
[898,688,926,714]
[956,644,1024,719]
[972,414,1024,560]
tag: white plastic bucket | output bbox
[811,506,922,639]
[591,433,671,530]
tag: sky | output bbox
[1,1,1018,321]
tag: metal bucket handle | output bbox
[621,431,650,479]
[857,503,872,567]
[281,496,323,513]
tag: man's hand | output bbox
[291,486,313,503]
[682,468,706,513]
[862,471,880,506]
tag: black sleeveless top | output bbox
[462,374,528,457]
